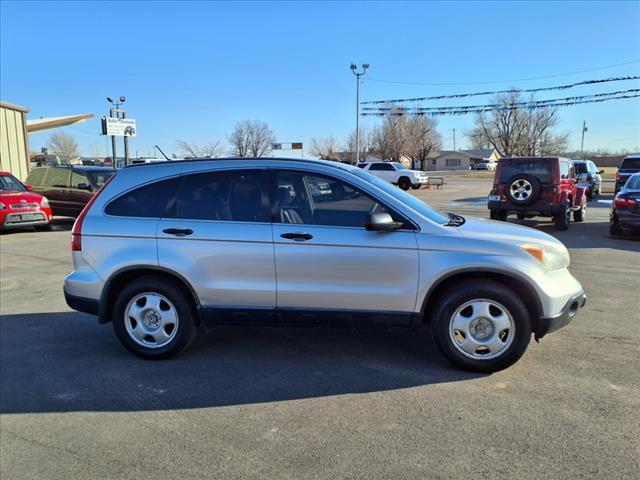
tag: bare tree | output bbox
[467,91,568,157]
[48,132,79,163]
[345,128,373,164]
[175,139,224,158]
[404,116,442,170]
[310,136,341,161]
[229,120,275,157]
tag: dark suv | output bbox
[25,166,116,217]
[488,157,587,231]
[615,154,640,194]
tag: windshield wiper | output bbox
[445,213,466,227]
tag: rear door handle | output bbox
[163,228,193,236]
[281,232,313,241]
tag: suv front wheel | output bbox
[431,280,532,372]
[553,205,571,230]
[112,276,198,359]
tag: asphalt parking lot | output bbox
[1,174,639,480]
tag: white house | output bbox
[424,148,500,171]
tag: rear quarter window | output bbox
[105,177,181,218]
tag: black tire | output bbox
[553,205,571,231]
[573,201,586,222]
[490,209,507,221]
[517,214,527,220]
[112,275,198,359]
[411,184,421,190]
[398,177,411,191]
[505,174,541,206]
[431,280,532,373]
[609,219,622,236]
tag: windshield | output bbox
[573,162,588,174]
[500,161,552,183]
[391,162,409,170]
[625,175,640,190]
[620,158,640,170]
[352,168,449,225]
[0,174,26,192]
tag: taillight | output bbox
[71,174,116,251]
[586,174,593,182]
[614,195,638,207]
[616,172,621,181]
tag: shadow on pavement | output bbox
[0,312,480,414]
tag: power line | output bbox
[361,76,640,105]
[364,60,640,87]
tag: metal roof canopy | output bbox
[26,113,95,132]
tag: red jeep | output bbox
[488,157,587,231]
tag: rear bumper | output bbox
[535,291,586,340]
[488,200,566,216]
[64,288,99,316]
[612,210,640,231]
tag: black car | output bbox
[614,155,640,194]
[610,172,640,236]
[25,165,116,217]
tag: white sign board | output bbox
[105,117,137,137]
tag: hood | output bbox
[0,190,45,205]
[457,217,563,249]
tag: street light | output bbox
[351,63,369,164]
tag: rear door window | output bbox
[105,177,181,218]
[176,170,269,222]
[26,168,46,187]
[43,168,70,188]
[499,161,552,183]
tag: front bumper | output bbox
[535,291,586,340]
[488,200,566,216]
[1,211,48,229]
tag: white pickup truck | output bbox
[357,161,429,190]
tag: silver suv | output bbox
[64,158,586,372]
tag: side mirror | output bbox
[76,182,92,191]
[598,170,605,174]
[365,212,404,232]
[25,184,33,191]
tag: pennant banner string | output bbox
[360,76,640,105]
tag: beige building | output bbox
[425,148,501,171]
[0,100,94,180]
[0,101,30,180]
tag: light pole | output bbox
[580,121,587,157]
[351,63,369,164]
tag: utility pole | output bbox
[452,128,456,151]
[350,63,369,164]
[580,121,587,157]
[106,96,129,166]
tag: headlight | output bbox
[521,243,570,270]
[40,196,50,208]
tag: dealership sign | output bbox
[102,117,137,137]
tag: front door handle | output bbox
[163,228,193,236]
[281,232,313,241]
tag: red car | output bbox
[488,157,587,231]
[0,172,53,231]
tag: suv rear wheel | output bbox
[553,205,571,230]
[112,276,198,359]
[431,280,531,372]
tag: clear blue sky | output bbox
[1,0,639,158]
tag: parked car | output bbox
[64,158,586,373]
[0,171,52,230]
[472,161,496,171]
[610,172,640,237]
[356,161,428,190]
[488,156,587,231]
[25,165,116,217]
[615,154,640,194]
[572,159,603,200]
